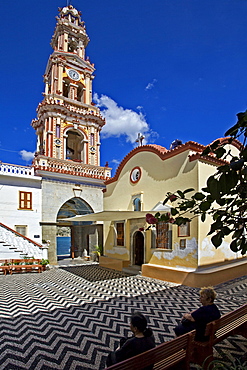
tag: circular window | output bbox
[130,167,141,183]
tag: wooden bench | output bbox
[105,331,195,370]
[0,259,11,275]
[105,304,247,370]
[192,303,247,365]
[11,259,42,274]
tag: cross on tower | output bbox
[135,133,145,146]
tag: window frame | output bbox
[178,222,190,237]
[19,191,32,210]
[180,239,187,249]
[15,225,27,237]
[156,221,172,249]
[115,221,125,247]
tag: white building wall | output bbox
[0,164,42,244]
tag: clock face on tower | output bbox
[67,69,80,81]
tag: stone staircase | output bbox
[0,223,45,259]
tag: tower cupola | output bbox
[51,5,89,58]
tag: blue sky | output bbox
[1,0,247,174]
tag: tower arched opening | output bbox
[66,129,85,162]
[77,83,84,102]
[63,78,70,97]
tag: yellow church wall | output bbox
[103,149,201,268]
[148,244,198,269]
[103,144,245,273]
[101,142,246,285]
[103,221,130,260]
[104,150,199,212]
[144,230,153,262]
[196,160,245,266]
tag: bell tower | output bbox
[32,5,107,171]
[30,5,110,265]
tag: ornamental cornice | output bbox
[37,102,105,128]
[49,51,95,72]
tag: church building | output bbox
[69,138,246,287]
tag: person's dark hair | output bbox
[130,312,153,337]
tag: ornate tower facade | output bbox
[31,5,110,264]
[32,5,108,175]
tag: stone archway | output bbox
[56,197,93,259]
[133,231,144,266]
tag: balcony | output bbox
[33,156,111,180]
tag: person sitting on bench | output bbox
[106,311,155,368]
[174,286,221,341]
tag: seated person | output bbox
[106,311,155,368]
[174,286,221,341]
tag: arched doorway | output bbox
[133,231,144,266]
[56,197,93,259]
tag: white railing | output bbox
[0,224,45,259]
[0,163,34,177]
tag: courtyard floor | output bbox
[0,263,246,369]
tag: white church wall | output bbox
[0,164,42,244]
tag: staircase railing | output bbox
[0,223,45,259]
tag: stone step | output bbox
[122,265,141,275]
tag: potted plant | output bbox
[41,259,49,271]
[92,245,103,262]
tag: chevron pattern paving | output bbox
[0,264,246,369]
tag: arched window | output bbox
[133,197,141,211]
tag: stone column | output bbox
[41,224,58,265]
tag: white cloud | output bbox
[145,78,157,90]
[94,94,156,144]
[112,159,121,165]
[19,150,35,162]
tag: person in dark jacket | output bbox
[106,311,155,368]
[174,286,221,341]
